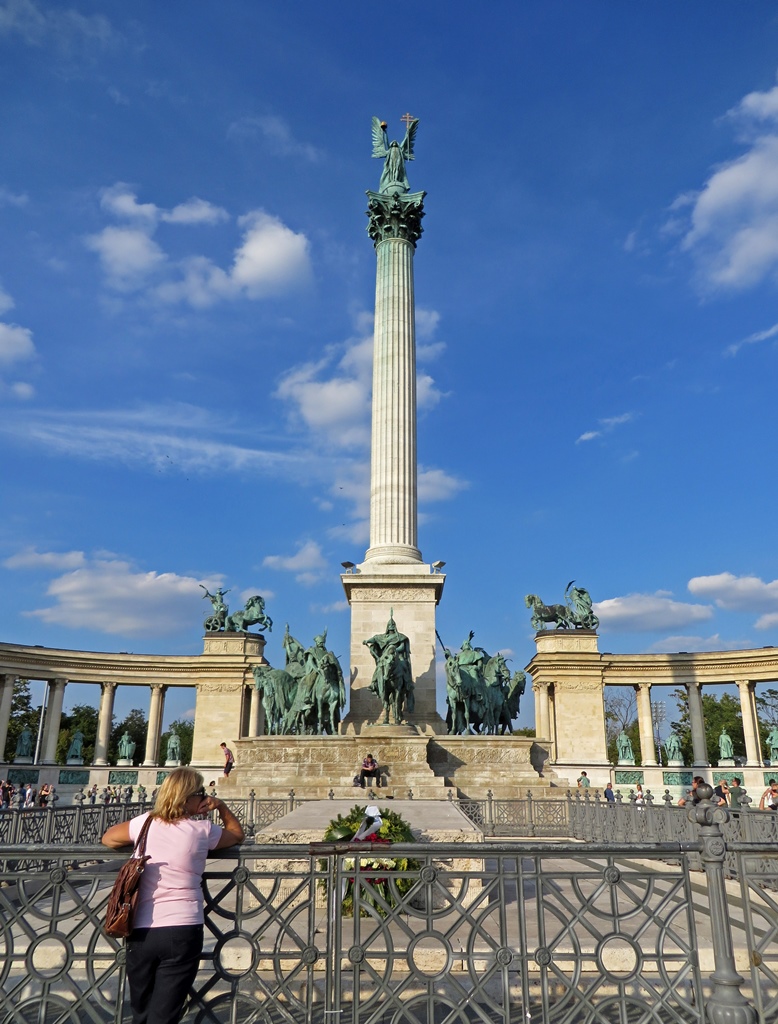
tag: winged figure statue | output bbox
[372,115,419,195]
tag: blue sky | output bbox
[3,1,778,730]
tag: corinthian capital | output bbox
[366,190,426,247]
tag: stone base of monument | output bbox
[230,734,550,800]
[718,758,735,767]
[14,756,32,765]
[66,757,84,766]
[666,759,684,767]
[116,758,133,767]
[165,759,181,767]
[254,799,485,911]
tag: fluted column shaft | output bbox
[249,685,263,737]
[737,679,762,766]
[94,682,116,765]
[143,684,166,766]
[41,678,67,764]
[635,683,658,766]
[687,681,709,766]
[534,681,551,741]
[365,235,421,564]
[0,674,15,762]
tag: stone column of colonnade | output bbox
[0,674,15,761]
[94,682,117,765]
[143,683,167,766]
[737,679,763,766]
[686,681,709,767]
[41,677,67,764]
[248,685,263,738]
[533,680,552,743]
[635,682,658,766]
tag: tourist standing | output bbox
[220,742,235,777]
[634,784,644,806]
[713,779,729,806]
[89,784,98,804]
[603,782,616,803]
[102,768,244,1024]
[728,777,745,810]
[759,779,778,810]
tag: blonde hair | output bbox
[152,767,204,822]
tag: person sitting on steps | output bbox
[360,753,381,788]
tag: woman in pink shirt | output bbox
[102,767,244,1024]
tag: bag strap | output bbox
[133,814,154,859]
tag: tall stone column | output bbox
[143,684,167,766]
[635,682,658,766]
[533,680,551,740]
[0,674,15,762]
[94,682,117,765]
[737,679,762,766]
[341,168,446,734]
[364,218,423,565]
[687,681,709,766]
[41,677,67,764]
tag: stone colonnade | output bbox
[0,673,180,767]
[528,633,777,767]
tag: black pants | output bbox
[126,925,203,1024]
[360,768,380,787]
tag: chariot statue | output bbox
[200,585,230,631]
[525,581,599,631]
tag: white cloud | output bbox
[643,633,753,654]
[5,547,86,570]
[88,184,309,307]
[22,557,215,636]
[85,226,165,290]
[418,467,468,503]
[725,321,778,357]
[0,186,28,208]
[0,0,113,50]
[0,403,313,477]
[263,540,327,585]
[576,412,634,444]
[10,381,34,399]
[0,286,14,315]
[0,322,36,365]
[231,211,311,297]
[677,81,778,291]
[227,115,321,162]
[755,612,778,630]
[162,197,229,226]
[688,571,778,613]
[594,592,714,632]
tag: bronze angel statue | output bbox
[372,115,419,195]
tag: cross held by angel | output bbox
[372,114,419,195]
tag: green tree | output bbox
[5,679,41,761]
[160,719,194,764]
[110,708,147,765]
[670,689,745,764]
[56,704,99,764]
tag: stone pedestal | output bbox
[116,759,133,767]
[190,631,267,766]
[718,758,735,768]
[667,759,684,767]
[13,756,32,765]
[525,630,609,767]
[341,565,446,734]
[618,758,636,767]
[67,757,84,766]
[165,759,181,767]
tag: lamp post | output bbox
[652,701,666,767]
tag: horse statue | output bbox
[481,653,512,735]
[252,664,298,735]
[525,594,573,631]
[439,634,472,735]
[364,614,415,725]
[503,670,526,732]
[225,594,273,633]
[283,631,345,735]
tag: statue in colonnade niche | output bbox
[718,729,734,761]
[166,729,181,762]
[616,730,634,763]
[67,731,84,760]
[525,581,599,632]
[200,585,231,632]
[663,732,683,763]
[118,731,136,761]
[15,727,33,758]
[364,612,415,725]
[766,725,778,764]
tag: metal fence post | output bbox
[691,783,756,1024]
[526,789,535,837]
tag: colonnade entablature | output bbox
[0,636,267,769]
[527,631,778,769]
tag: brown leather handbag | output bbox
[104,815,153,938]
